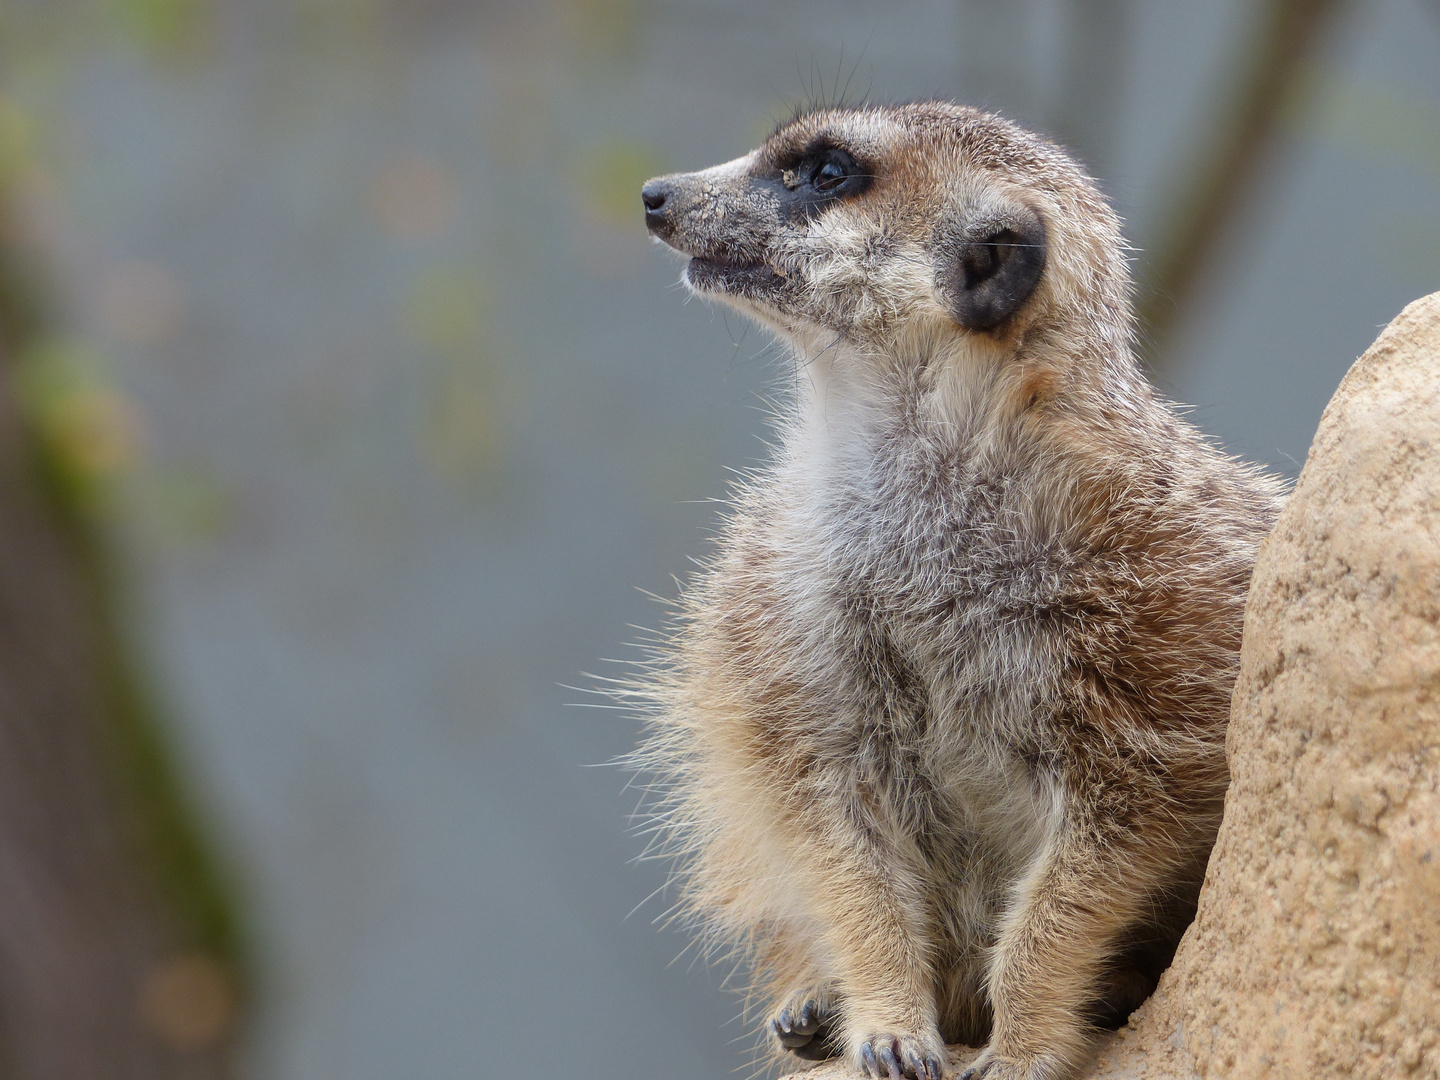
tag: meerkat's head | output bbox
[642,102,1131,368]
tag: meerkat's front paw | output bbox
[769,986,842,1061]
[853,1029,946,1080]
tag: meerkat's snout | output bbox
[639,161,794,307]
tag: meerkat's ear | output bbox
[934,206,1047,332]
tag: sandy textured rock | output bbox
[1091,291,1440,1079]
[783,292,1440,1080]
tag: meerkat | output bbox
[630,102,1285,1080]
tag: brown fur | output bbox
[628,103,1285,1080]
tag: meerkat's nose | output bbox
[642,178,676,238]
[642,179,669,211]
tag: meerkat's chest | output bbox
[752,429,1074,864]
[778,430,1073,740]
[808,434,1071,625]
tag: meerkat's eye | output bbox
[812,152,852,190]
[806,148,863,195]
[773,144,870,213]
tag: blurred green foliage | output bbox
[1313,79,1440,288]
[403,265,518,490]
[1318,79,1440,179]
[561,0,647,62]
[138,467,233,548]
[0,95,34,193]
[578,140,671,227]
[10,336,142,508]
[404,266,490,358]
[105,0,212,57]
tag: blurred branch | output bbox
[1138,0,1347,368]
[0,154,243,1076]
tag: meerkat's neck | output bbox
[772,321,1157,541]
[781,327,1027,473]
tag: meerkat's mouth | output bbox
[685,255,788,298]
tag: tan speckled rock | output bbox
[1091,291,1440,1079]
[783,293,1440,1080]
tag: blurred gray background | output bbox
[0,1,1437,1078]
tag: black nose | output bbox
[642,179,676,238]
[641,180,669,212]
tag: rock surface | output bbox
[784,292,1440,1080]
[1089,290,1440,1080]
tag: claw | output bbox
[861,1041,880,1078]
[877,1040,903,1079]
[797,999,817,1032]
[778,1008,793,1033]
[923,1053,945,1080]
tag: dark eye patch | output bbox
[765,140,872,218]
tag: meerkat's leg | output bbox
[800,823,947,1080]
[960,817,1179,1080]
